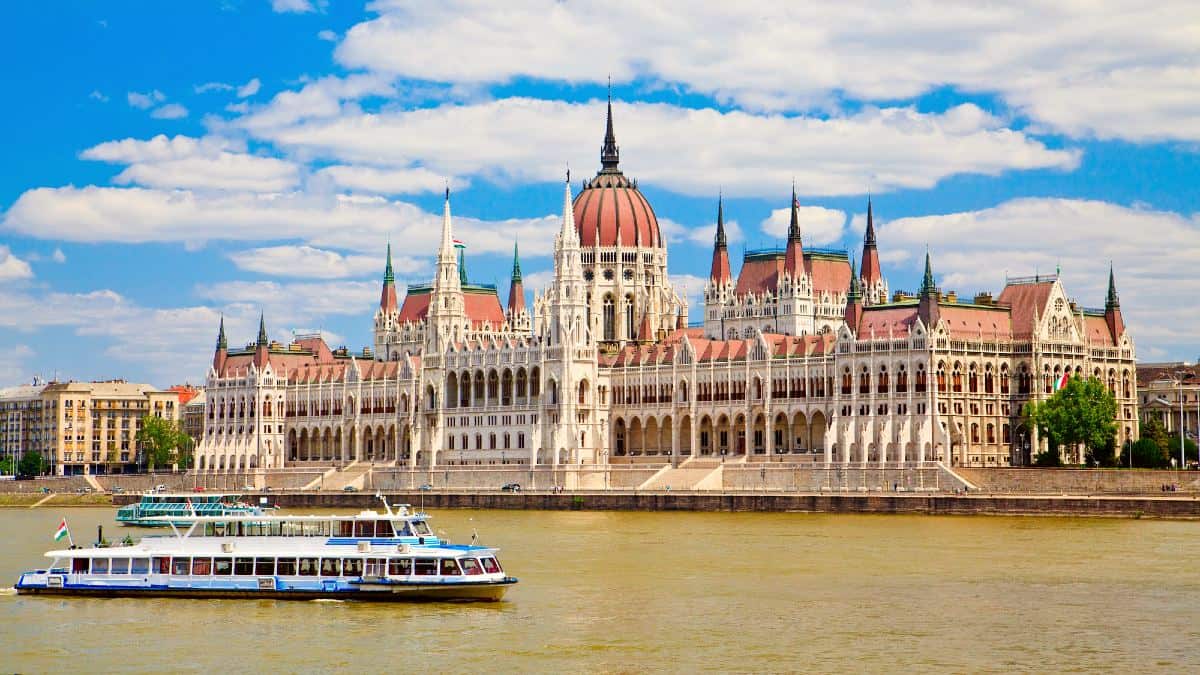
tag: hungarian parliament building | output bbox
[195,102,1138,473]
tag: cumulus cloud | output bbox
[127,90,165,109]
[659,216,744,248]
[880,198,1200,358]
[228,245,425,279]
[270,0,316,13]
[235,73,393,132]
[89,90,109,102]
[195,81,234,94]
[2,185,563,256]
[150,103,188,120]
[313,165,461,195]
[317,29,337,42]
[760,205,847,245]
[0,246,33,282]
[336,0,1200,142]
[237,78,261,98]
[82,135,297,192]
[244,97,1076,198]
[197,280,378,319]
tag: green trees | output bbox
[1024,377,1117,467]
[136,415,192,472]
[18,450,46,476]
[1127,438,1169,468]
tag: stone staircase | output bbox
[303,463,372,491]
[639,464,724,490]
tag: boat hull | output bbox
[16,578,516,602]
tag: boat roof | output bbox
[140,509,429,523]
[139,493,245,498]
[42,543,498,558]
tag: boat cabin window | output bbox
[255,558,275,576]
[411,521,432,536]
[460,558,482,575]
[235,558,254,575]
[72,557,88,573]
[394,522,412,536]
[192,557,212,575]
[214,558,233,575]
[440,559,462,576]
[131,558,150,575]
[337,521,355,537]
[276,558,297,576]
[414,558,438,575]
[155,557,170,574]
[172,557,189,575]
[388,558,412,576]
[92,558,109,574]
[320,558,341,577]
[376,520,394,536]
[110,558,130,575]
[480,557,501,574]
[298,557,318,576]
[365,558,387,577]
[342,559,364,576]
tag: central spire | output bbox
[383,241,395,284]
[1106,263,1120,309]
[715,193,727,248]
[864,194,877,247]
[600,81,620,173]
[787,184,802,243]
[920,249,937,297]
[256,312,269,347]
[216,315,227,350]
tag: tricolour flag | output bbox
[53,518,69,542]
[1053,372,1070,392]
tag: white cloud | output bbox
[669,274,708,315]
[335,0,1200,142]
[317,29,337,42]
[51,248,66,263]
[245,97,1076,198]
[228,245,425,279]
[195,81,234,94]
[0,345,36,386]
[151,103,189,120]
[127,90,165,109]
[82,135,297,192]
[880,198,1200,358]
[271,0,315,13]
[2,185,562,256]
[760,205,846,245]
[234,73,394,133]
[659,216,744,248]
[237,78,261,98]
[313,165,461,195]
[89,90,109,102]
[197,280,378,319]
[0,246,33,282]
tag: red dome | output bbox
[573,174,661,248]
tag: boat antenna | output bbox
[376,492,393,517]
[471,528,479,546]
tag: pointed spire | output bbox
[920,248,937,297]
[439,186,454,259]
[600,81,620,172]
[560,171,577,244]
[383,240,395,284]
[457,245,468,286]
[511,241,523,283]
[715,193,727,248]
[787,183,802,242]
[256,312,269,347]
[848,256,862,301]
[1106,262,1120,309]
[864,193,877,247]
[216,315,227,350]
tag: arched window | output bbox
[624,295,635,340]
[603,295,615,341]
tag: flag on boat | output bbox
[53,518,69,541]
[1053,372,1070,392]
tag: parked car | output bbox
[500,483,521,492]
[153,484,168,493]
[343,485,358,492]
[109,486,124,494]
[241,484,257,491]
[418,483,433,491]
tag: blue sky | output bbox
[0,0,1197,386]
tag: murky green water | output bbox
[1,507,1198,672]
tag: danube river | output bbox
[2,507,1198,672]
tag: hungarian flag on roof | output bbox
[53,518,69,541]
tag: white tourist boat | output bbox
[16,499,516,602]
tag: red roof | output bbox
[734,256,784,295]
[997,281,1054,339]
[938,305,1013,339]
[857,305,919,336]
[573,182,661,248]
[732,251,852,298]
[806,256,852,297]
[1082,314,1117,347]
[168,385,200,406]
[396,288,506,329]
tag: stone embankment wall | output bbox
[954,468,1200,494]
[720,465,957,492]
[368,467,662,491]
[160,490,1200,519]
